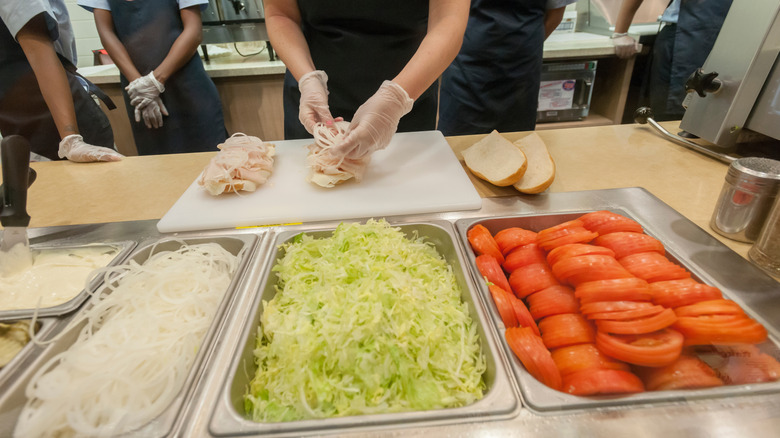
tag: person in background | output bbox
[267,0,469,161]
[612,0,733,121]
[437,0,578,136]
[78,0,227,155]
[0,0,123,162]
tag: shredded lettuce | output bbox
[245,219,486,422]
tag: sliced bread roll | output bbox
[462,130,527,187]
[512,133,556,194]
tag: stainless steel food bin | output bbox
[0,232,259,438]
[202,220,519,437]
[456,207,780,413]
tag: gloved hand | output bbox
[126,71,165,109]
[133,96,169,129]
[612,33,640,59]
[58,134,124,162]
[298,70,335,134]
[328,81,414,160]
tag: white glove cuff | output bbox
[382,81,414,116]
[298,70,328,91]
[146,71,165,93]
[57,134,82,159]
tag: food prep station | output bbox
[1,187,779,437]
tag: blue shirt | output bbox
[78,0,208,12]
[0,0,77,65]
[660,0,681,24]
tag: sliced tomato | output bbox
[475,254,512,293]
[595,329,684,367]
[580,300,654,316]
[595,308,677,335]
[494,227,538,255]
[537,220,599,252]
[538,313,596,349]
[508,262,560,299]
[551,343,630,377]
[578,210,644,235]
[593,232,665,259]
[673,314,768,346]
[488,284,519,328]
[467,224,505,265]
[509,294,540,336]
[505,326,562,391]
[618,252,691,283]
[673,299,745,318]
[586,305,666,321]
[562,369,644,396]
[574,277,652,304]
[503,243,547,272]
[526,285,580,321]
[546,243,616,269]
[650,280,723,308]
[551,254,633,286]
[634,354,723,391]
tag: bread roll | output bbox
[513,133,556,194]
[462,130,527,187]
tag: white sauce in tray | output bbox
[0,246,119,311]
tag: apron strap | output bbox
[59,55,117,110]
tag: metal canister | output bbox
[710,157,780,243]
[749,194,780,276]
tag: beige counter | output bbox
[18,121,754,260]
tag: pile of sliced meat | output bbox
[198,133,275,196]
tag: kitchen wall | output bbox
[65,0,101,68]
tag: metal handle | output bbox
[0,135,32,228]
[633,107,737,165]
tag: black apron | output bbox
[0,14,114,160]
[107,0,226,155]
[438,0,546,136]
[282,0,435,140]
[648,0,733,121]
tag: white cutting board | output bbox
[157,131,482,233]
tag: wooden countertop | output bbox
[16,121,754,260]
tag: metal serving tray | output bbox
[0,232,259,438]
[0,317,56,386]
[456,208,780,413]
[0,241,136,322]
[205,220,519,437]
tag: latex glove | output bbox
[126,71,165,108]
[134,96,169,129]
[58,134,124,162]
[612,33,640,59]
[329,81,413,160]
[298,70,335,134]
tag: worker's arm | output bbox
[614,0,644,34]
[93,8,143,82]
[264,0,315,81]
[152,6,203,85]
[544,6,566,39]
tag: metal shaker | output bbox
[710,157,780,243]
[749,194,780,276]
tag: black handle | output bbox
[685,68,722,98]
[0,135,32,228]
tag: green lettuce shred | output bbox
[245,219,487,422]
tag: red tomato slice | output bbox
[505,326,563,391]
[509,294,540,336]
[526,285,580,321]
[538,313,596,349]
[595,329,684,367]
[467,224,505,265]
[488,284,519,328]
[595,308,678,335]
[546,243,615,269]
[508,263,560,299]
[618,252,691,283]
[503,243,547,272]
[475,254,512,293]
[551,254,633,286]
[650,280,723,308]
[634,354,723,391]
[551,343,630,377]
[673,299,745,317]
[537,220,599,252]
[562,369,645,396]
[673,314,768,346]
[586,305,666,321]
[574,277,652,304]
[580,300,654,316]
[494,227,538,255]
[593,232,665,259]
[578,210,644,235]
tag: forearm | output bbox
[153,6,203,84]
[544,7,566,40]
[265,0,315,80]
[392,0,469,100]
[614,0,644,34]
[94,9,142,82]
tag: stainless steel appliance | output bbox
[201,0,268,45]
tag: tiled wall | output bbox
[65,0,101,68]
